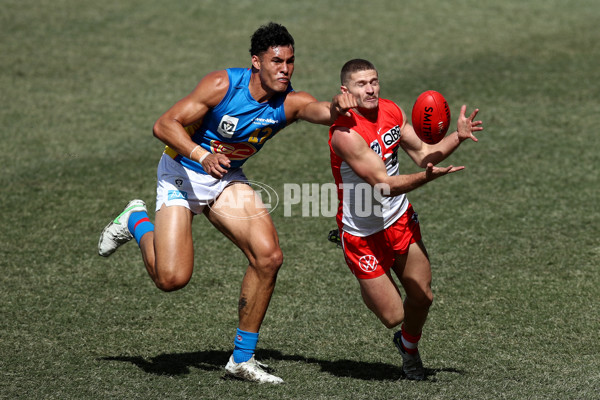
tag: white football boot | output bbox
[225,355,284,384]
[98,199,147,257]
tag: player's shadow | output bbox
[100,349,462,381]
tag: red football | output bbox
[411,90,451,144]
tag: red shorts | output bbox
[341,204,422,279]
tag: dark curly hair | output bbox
[249,22,295,57]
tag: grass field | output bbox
[1,0,599,399]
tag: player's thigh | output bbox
[206,183,281,266]
[154,204,195,276]
[358,272,404,326]
[393,240,432,299]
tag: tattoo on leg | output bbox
[238,296,247,312]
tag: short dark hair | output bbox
[249,22,295,56]
[340,59,377,85]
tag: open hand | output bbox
[425,162,465,181]
[457,105,484,142]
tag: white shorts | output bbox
[155,153,248,215]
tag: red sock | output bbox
[401,325,422,355]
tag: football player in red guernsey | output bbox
[329,59,483,380]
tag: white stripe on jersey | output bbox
[339,156,408,237]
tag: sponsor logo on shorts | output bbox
[358,255,379,273]
[210,140,257,160]
[168,190,188,200]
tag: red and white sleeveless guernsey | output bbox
[328,98,409,237]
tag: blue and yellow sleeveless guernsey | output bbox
[164,68,292,174]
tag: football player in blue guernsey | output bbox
[98,22,356,384]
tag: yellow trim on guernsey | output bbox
[164,146,179,159]
[163,122,203,159]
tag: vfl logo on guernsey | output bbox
[370,140,382,157]
[381,125,401,148]
[210,140,257,160]
[217,115,239,138]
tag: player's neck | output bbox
[354,106,378,121]
[249,70,275,103]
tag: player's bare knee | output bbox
[381,313,404,329]
[383,320,400,330]
[412,290,434,310]
[403,278,433,309]
[154,269,191,292]
[424,289,434,307]
[252,248,283,277]
[155,277,189,292]
[264,248,284,274]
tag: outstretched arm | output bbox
[401,105,483,167]
[331,126,463,197]
[286,92,357,125]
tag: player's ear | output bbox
[251,54,261,70]
[340,85,349,94]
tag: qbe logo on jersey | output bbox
[218,115,239,138]
[381,125,401,149]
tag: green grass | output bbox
[1,0,599,399]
